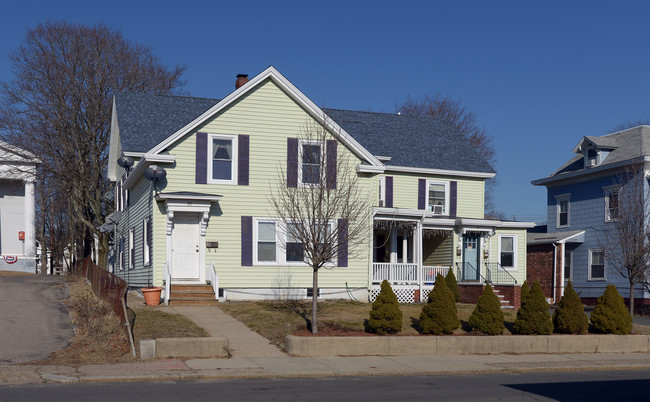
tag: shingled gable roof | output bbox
[115,92,219,153]
[112,66,494,175]
[533,125,650,185]
[324,108,495,174]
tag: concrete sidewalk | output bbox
[1,352,650,384]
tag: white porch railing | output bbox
[372,263,419,284]
[206,262,219,300]
[422,265,451,284]
[372,263,450,285]
[163,261,171,305]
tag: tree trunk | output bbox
[629,282,635,316]
[312,268,318,334]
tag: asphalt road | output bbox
[1,370,649,401]
[0,274,73,363]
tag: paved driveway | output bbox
[0,273,73,363]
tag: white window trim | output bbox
[555,193,571,228]
[252,217,336,266]
[564,248,573,281]
[128,228,135,269]
[207,133,238,185]
[498,234,517,271]
[588,248,606,281]
[603,185,620,222]
[426,180,450,216]
[143,217,150,266]
[378,176,386,207]
[119,236,124,271]
[298,139,325,188]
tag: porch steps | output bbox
[492,288,515,309]
[169,285,218,306]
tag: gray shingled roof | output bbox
[114,93,495,173]
[115,92,219,153]
[527,230,585,245]
[323,109,495,173]
[547,126,650,178]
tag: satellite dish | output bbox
[103,191,115,202]
[98,222,115,233]
[105,211,122,224]
[144,165,167,182]
[117,155,134,169]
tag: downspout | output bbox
[552,243,557,304]
[556,242,560,298]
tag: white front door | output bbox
[171,212,201,281]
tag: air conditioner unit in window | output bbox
[432,205,444,214]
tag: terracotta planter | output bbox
[141,287,163,306]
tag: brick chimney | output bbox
[235,74,249,89]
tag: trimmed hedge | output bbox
[513,280,552,335]
[445,269,460,302]
[590,284,633,335]
[553,280,588,334]
[419,274,459,334]
[468,284,504,335]
[367,280,402,334]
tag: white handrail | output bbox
[163,261,171,305]
[207,262,219,300]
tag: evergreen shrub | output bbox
[513,280,552,335]
[590,284,633,335]
[520,280,530,301]
[468,284,504,335]
[367,280,402,334]
[419,274,459,334]
[445,269,460,302]
[552,280,588,334]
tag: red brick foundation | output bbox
[459,283,522,308]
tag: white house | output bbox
[0,141,39,273]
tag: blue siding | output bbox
[547,175,645,299]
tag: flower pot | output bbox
[141,287,163,306]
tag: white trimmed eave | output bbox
[155,193,222,202]
[558,230,586,244]
[124,154,176,190]
[531,156,650,186]
[147,66,382,167]
[458,218,536,229]
[383,165,496,179]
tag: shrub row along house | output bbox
[107,66,533,305]
[529,126,650,308]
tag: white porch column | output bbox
[402,230,408,264]
[24,180,36,257]
[417,220,423,297]
[390,227,397,264]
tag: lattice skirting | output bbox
[369,285,434,303]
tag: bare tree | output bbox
[0,21,185,266]
[599,163,650,315]
[396,94,498,213]
[270,118,370,334]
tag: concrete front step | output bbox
[492,289,513,308]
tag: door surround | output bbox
[157,193,221,284]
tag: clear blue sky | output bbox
[2,1,650,223]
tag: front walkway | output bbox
[126,292,286,358]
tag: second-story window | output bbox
[209,134,237,184]
[555,194,570,228]
[605,188,619,222]
[427,181,449,215]
[299,141,322,186]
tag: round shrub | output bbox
[590,284,632,334]
[419,274,459,334]
[367,280,402,334]
[468,284,505,335]
[552,280,588,334]
[445,269,460,302]
[513,280,552,335]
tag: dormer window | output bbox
[586,149,598,168]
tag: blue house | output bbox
[530,125,650,306]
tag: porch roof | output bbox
[527,230,585,245]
